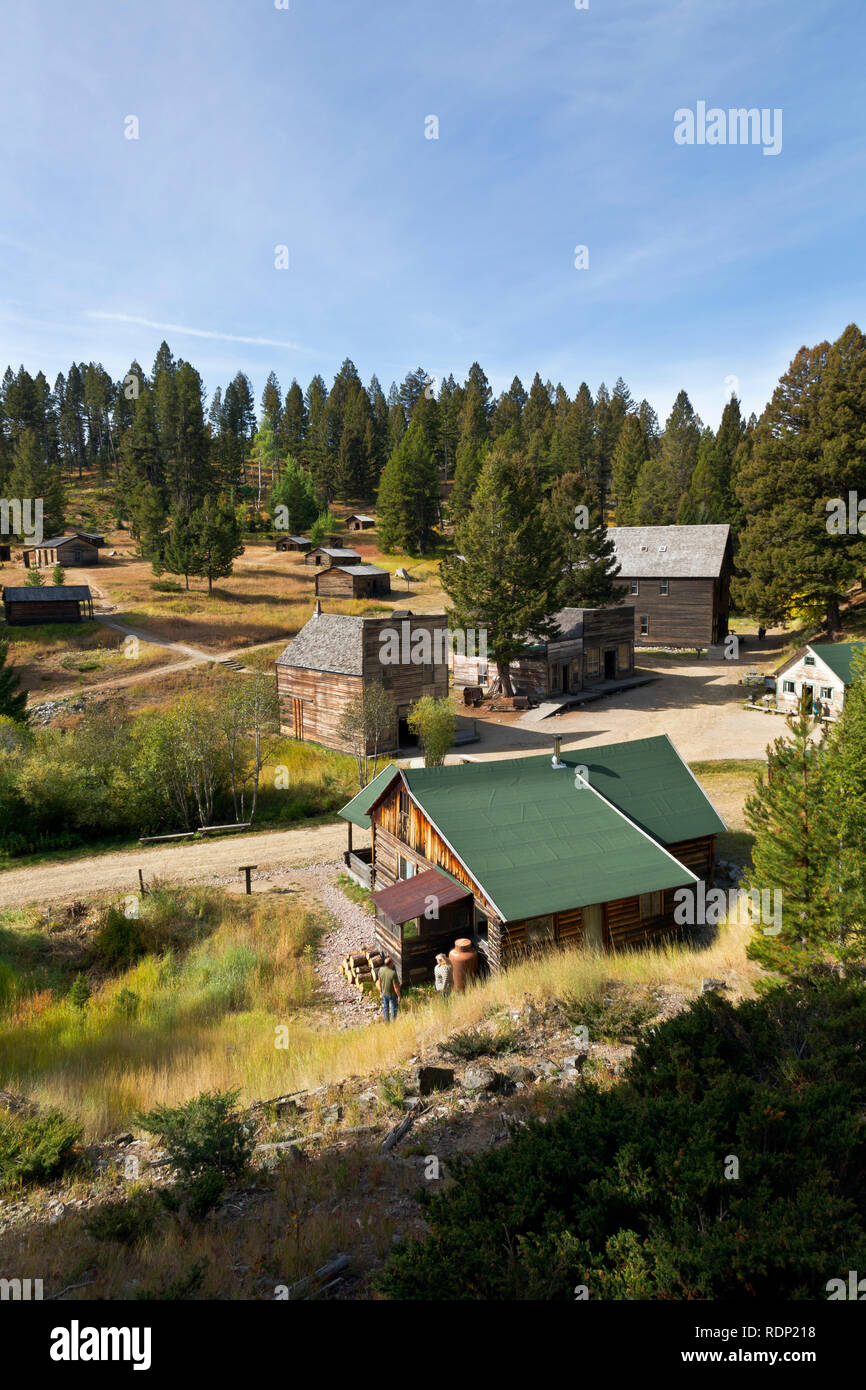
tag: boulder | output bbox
[701,978,728,994]
[461,1065,499,1093]
[505,1063,536,1084]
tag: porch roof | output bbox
[370,867,471,926]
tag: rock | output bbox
[536,1061,560,1077]
[113,1133,134,1146]
[561,1054,587,1073]
[505,1063,536,1084]
[403,1097,423,1111]
[322,1104,343,1127]
[461,1065,498,1093]
[356,1090,378,1110]
[701,978,728,994]
[254,1141,304,1168]
[411,1065,455,1096]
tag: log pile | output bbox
[339,946,383,993]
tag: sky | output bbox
[1,0,865,429]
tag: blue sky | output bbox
[1,0,864,428]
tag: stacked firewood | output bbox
[339,947,384,993]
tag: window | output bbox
[820,686,833,700]
[639,891,663,920]
[398,855,415,880]
[659,578,669,596]
[804,655,816,666]
[617,643,631,672]
[783,680,795,694]
[584,648,600,678]
[630,578,639,595]
[402,917,420,939]
[525,914,555,945]
[640,615,649,637]
[658,544,667,552]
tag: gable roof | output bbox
[4,585,92,602]
[806,642,866,685]
[609,524,731,578]
[21,533,97,552]
[276,612,365,675]
[348,735,723,921]
[329,564,389,577]
[309,546,361,560]
[346,514,376,523]
[339,763,400,827]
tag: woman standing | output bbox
[434,953,453,997]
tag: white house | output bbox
[774,641,866,721]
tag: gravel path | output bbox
[295,863,381,1026]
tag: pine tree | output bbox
[818,653,866,962]
[269,456,319,535]
[658,389,702,513]
[745,703,829,976]
[161,508,196,589]
[377,420,439,553]
[440,446,561,693]
[187,496,244,595]
[611,414,651,522]
[0,637,27,722]
[545,472,623,608]
[261,371,283,435]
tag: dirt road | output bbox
[0,821,362,910]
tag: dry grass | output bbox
[1,619,168,696]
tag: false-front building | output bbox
[609,524,732,647]
[21,533,100,569]
[276,604,449,752]
[338,735,725,983]
[451,605,635,696]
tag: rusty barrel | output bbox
[449,938,478,992]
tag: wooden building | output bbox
[3,584,94,625]
[21,533,100,569]
[774,641,866,721]
[609,524,732,647]
[338,734,724,981]
[276,604,449,752]
[275,535,311,552]
[315,563,391,600]
[345,514,376,532]
[451,605,635,696]
[304,546,361,567]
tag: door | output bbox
[549,664,562,694]
[583,902,604,952]
[604,649,616,680]
[291,697,304,740]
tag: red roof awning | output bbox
[370,868,471,926]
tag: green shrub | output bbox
[68,974,91,1010]
[560,982,657,1044]
[0,1108,82,1190]
[135,1089,253,1179]
[94,908,146,968]
[85,1190,161,1245]
[441,1021,521,1061]
[134,1258,209,1301]
[183,1169,226,1221]
[378,977,866,1301]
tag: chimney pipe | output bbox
[551,735,566,769]
[314,599,322,617]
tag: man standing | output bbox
[377,956,401,1022]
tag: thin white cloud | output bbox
[86,312,317,355]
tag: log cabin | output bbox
[338,734,725,982]
[21,533,100,569]
[275,535,311,552]
[304,546,361,567]
[314,563,392,600]
[609,524,732,647]
[451,605,635,696]
[774,641,866,721]
[345,514,376,532]
[275,604,449,752]
[3,584,94,625]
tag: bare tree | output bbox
[338,679,397,789]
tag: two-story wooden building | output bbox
[338,734,725,981]
[609,524,732,647]
[276,603,449,752]
[451,605,635,697]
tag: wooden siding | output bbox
[4,599,84,625]
[374,898,473,985]
[23,539,99,568]
[276,666,363,751]
[618,575,718,646]
[315,568,391,599]
[363,617,449,714]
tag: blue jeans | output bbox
[382,994,398,1023]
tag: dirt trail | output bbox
[0,822,359,910]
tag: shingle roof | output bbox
[347,514,376,523]
[4,585,92,602]
[21,534,95,551]
[807,642,866,685]
[276,612,365,674]
[331,564,389,577]
[345,735,725,921]
[609,524,731,578]
[310,547,361,560]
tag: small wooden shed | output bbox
[3,584,94,625]
[275,535,311,552]
[304,546,362,567]
[315,564,391,599]
[345,514,376,532]
[22,533,100,569]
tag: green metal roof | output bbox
[808,642,866,686]
[338,764,400,829]
[400,736,714,921]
